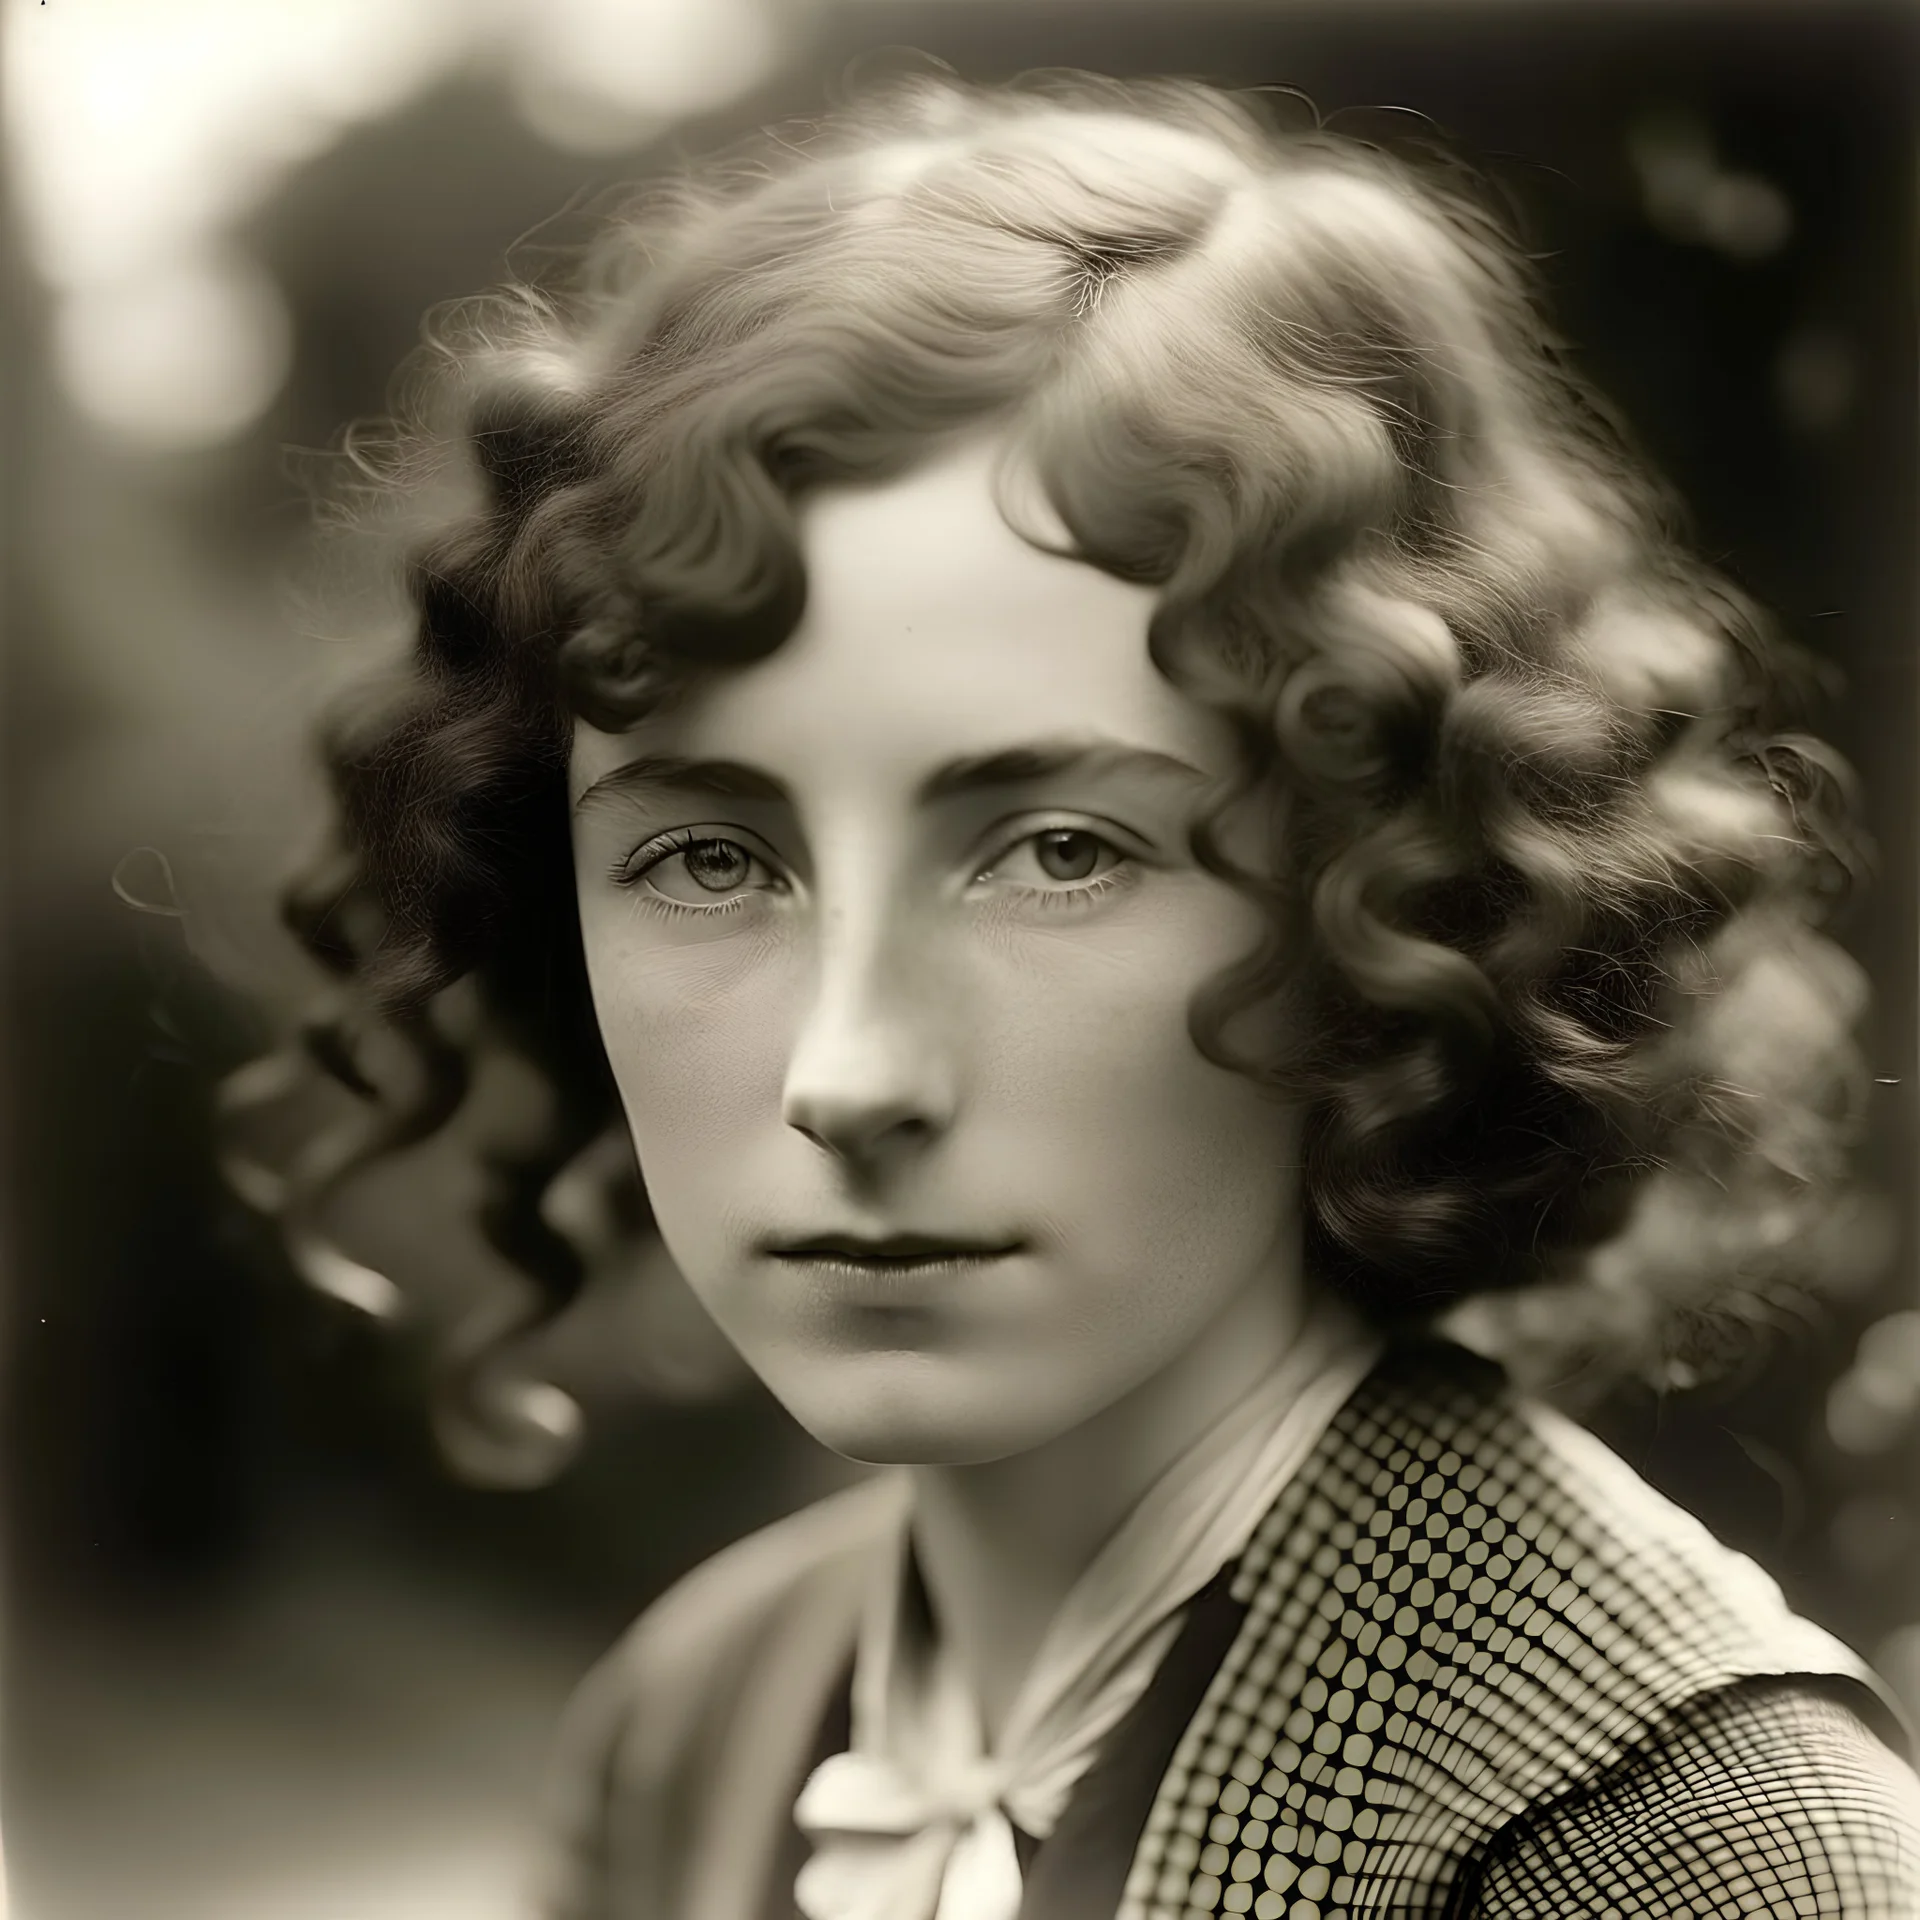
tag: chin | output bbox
[773,1356,1073,1468]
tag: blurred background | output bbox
[3,0,1918,1913]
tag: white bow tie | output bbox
[793,1748,1025,1920]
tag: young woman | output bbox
[266,70,1920,1919]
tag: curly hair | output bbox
[238,68,1876,1478]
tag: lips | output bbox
[767,1230,1023,1263]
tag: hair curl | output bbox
[236,69,1877,1478]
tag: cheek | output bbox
[578,914,792,1163]
[975,897,1296,1261]
[989,891,1280,1137]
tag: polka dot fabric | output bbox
[1116,1340,1918,1920]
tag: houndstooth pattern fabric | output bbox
[1117,1339,1918,1920]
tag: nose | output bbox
[781,900,957,1167]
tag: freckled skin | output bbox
[570,433,1305,1468]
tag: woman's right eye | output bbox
[620,833,782,909]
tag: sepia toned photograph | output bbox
[5,1,1919,1915]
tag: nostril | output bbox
[789,1106,936,1164]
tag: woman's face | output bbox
[571,433,1303,1465]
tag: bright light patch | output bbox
[54,250,293,449]
[6,0,471,447]
[4,0,471,290]
[505,0,787,151]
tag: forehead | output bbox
[570,433,1233,792]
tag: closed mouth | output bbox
[767,1233,1023,1266]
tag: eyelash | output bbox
[612,826,1138,919]
[610,829,772,920]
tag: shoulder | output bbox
[553,1471,900,1775]
[535,1473,901,1919]
[1127,1338,1912,1914]
[1468,1676,1920,1917]
[1345,1337,1892,1710]
[573,1470,899,1728]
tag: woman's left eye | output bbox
[976,828,1128,892]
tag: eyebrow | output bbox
[571,736,1210,816]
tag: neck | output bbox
[906,1257,1313,1749]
